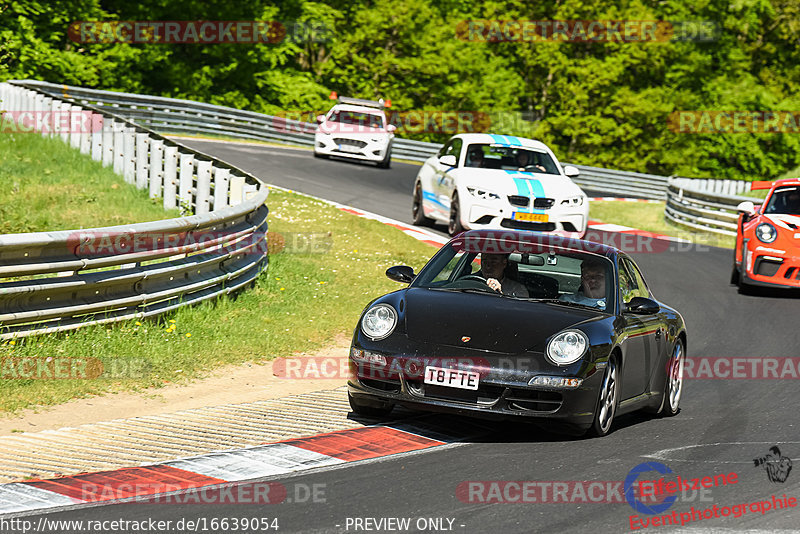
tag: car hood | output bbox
[763,214,800,231]
[454,168,584,198]
[403,288,603,354]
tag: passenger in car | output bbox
[558,258,607,309]
[466,146,485,168]
[476,253,529,297]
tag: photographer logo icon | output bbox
[754,446,793,483]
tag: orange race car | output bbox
[732,178,800,291]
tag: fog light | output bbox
[350,348,387,366]
[529,376,583,389]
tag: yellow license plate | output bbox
[513,212,549,222]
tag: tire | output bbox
[448,193,465,236]
[659,339,684,417]
[590,357,618,437]
[348,392,394,418]
[412,183,434,226]
[313,151,328,159]
[378,146,391,168]
[730,263,740,285]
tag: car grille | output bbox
[501,219,557,232]
[508,195,529,207]
[409,381,504,405]
[333,138,367,148]
[755,257,783,277]
[506,389,563,413]
[360,377,401,393]
[533,198,555,209]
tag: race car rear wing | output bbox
[337,96,390,108]
[751,181,774,190]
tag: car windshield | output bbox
[411,238,615,311]
[764,186,800,215]
[328,110,384,128]
[464,144,559,174]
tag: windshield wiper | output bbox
[533,298,602,310]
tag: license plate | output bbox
[424,366,479,390]
[513,212,549,222]
[338,144,361,153]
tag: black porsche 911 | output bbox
[347,230,687,437]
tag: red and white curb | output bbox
[0,418,490,516]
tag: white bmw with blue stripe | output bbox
[412,133,588,237]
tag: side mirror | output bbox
[387,124,397,133]
[439,154,457,167]
[316,114,326,124]
[563,165,580,178]
[736,201,756,216]
[624,296,660,315]
[386,265,415,283]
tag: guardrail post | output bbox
[196,161,212,214]
[179,154,194,212]
[32,93,43,134]
[229,175,245,206]
[69,104,83,149]
[90,116,103,161]
[163,146,178,210]
[213,168,230,210]
[102,120,114,167]
[135,133,149,189]
[113,125,126,175]
[122,130,135,182]
[80,112,93,155]
[149,139,164,199]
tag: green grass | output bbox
[0,185,433,412]
[0,133,180,233]
[589,201,735,249]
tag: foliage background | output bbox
[2,0,800,179]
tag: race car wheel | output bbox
[590,357,618,437]
[378,146,392,169]
[660,339,684,417]
[448,193,465,236]
[313,151,328,159]
[348,392,394,418]
[412,183,434,226]
[730,263,740,285]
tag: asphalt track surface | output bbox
[26,141,800,533]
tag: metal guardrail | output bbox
[0,81,269,339]
[10,80,764,235]
[665,178,752,236]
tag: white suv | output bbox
[314,97,396,168]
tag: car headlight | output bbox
[361,304,398,340]
[466,186,501,201]
[756,223,777,243]
[546,330,589,365]
[560,196,584,206]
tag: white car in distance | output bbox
[412,133,588,237]
[314,97,396,168]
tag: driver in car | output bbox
[476,253,529,297]
[559,258,607,309]
[515,151,546,173]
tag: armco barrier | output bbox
[0,82,268,339]
[665,178,752,236]
[18,81,762,205]
[6,81,768,237]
